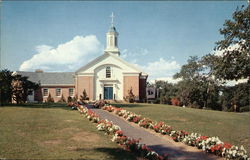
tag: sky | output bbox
[1,1,248,82]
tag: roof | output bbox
[15,71,74,85]
[75,52,148,76]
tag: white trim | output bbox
[43,88,49,97]
[75,52,148,75]
[122,72,140,76]
[55,88,62,97]
[76,73,94,76]
[69,88,74,97]
[41,84,74,86]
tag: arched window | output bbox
[106,67,111,78]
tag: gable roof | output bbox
[15,71,74,85]
[75,52,148,76]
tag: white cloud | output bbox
[133,58,181,83]
[19,35,103,71]
[121,48,149,60]
[149,77,182,84]
[224,79,248,86]
[213,43,241,56]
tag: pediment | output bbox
[75,52,147,76]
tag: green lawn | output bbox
[0,104,136,160]
[113,103,250,154]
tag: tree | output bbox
[12,74,39,104]
[58,94,66,103]
[174,56,220,109]
[80,89,89,103]
[128,87,135,103]
[46,93,54,103]
[0,70,13,105]
[213,5,250,81]
[155,81,177,104]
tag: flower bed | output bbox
[76,105,168,160]
[101,104,249,160]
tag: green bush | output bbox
[240,105,250,112]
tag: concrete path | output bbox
[88,106,221,160]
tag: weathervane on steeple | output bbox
[110,12,115,27]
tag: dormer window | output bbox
[106,67,111,78]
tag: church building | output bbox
[15,13,148,102]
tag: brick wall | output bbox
[123,76,139,100]
[36,86,75,102]
[76,76,94,100]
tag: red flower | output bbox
[116,130,123,136]
[224,142,232,149]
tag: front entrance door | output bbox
[104,87,113,100]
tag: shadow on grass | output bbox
[1,103,72,110]
[111,103,145,108]
[72,147,136,160]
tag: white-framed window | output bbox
[43,88,48,97]
[106,66,111,78]
[56,88,61,97]
[69,88,74,97]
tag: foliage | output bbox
[67,96,77,103]
[67,96,73,103]
[80,89,89,103]
[174,56,220,109]
[213,5,250,81]
[155,81,178,105]
[93,100,106,108]
[12,74,39,104]
[219,82,250,112]
[126,87,135,103]
[58,94,66,103]
[171,98,180,106]
[46,93,54,103]
[0,69,13,105]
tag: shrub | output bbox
[67,96,73,103]
[128,88,135,103]
[240,105,250,112]
[58,94,66,103]
[46,93,54,103]
[80,89,89,103]
[171,97,180,106]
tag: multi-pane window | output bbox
[106,67,111,78]
[69,88,74,97]
[43,88,48,96]
[56,88,61,96]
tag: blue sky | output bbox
[1,1,247,81]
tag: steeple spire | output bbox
[105,12,120,56]
[110,12,115,27]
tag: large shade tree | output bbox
[174,56,220,109]
[212,5,250,81]
[12,74,40,104]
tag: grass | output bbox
[113,103,250,154]
[0,104,136,159]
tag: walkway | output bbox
[88,105,221,160]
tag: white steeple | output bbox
[105,12,120,56]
